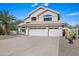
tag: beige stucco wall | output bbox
[24,18,30,23]
[30,9,44,17]
[25,8,45,22]
[24,9,59,23]
[38,11,58,22]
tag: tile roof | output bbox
[17,21,64,28]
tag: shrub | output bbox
[65,29,77,44]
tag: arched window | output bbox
[43,15,52,21]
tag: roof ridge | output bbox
[46,8,60,14]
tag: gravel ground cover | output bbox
[59,37,79,56]
[0,35,20,40]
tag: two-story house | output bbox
[17,6,64,37]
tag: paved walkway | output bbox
[0,35,60,56]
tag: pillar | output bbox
[46,27,49,36]
[25,27,29,36]
[59,27,63,36]
[18,27,21,34]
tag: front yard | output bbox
[59,37,79,56]
[0,35,18,40]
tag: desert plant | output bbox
[65,29,77,44]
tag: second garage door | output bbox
[49,29,62,37]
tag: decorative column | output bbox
[59,27,62,29]
[25,27,29,36]
[18,27,21,34]
[25,27,27,35]
[46,27,49,36]
[59,27,63,36]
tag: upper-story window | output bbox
[58,14,60,20]
[44,15,52,21]
[31,17,36,21]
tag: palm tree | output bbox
[0,10,16,35]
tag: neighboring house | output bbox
[17,6,64,37]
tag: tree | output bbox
[74,24,79,28]
[0,10,16,35]
[64,23,74,29]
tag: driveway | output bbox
[0,35,60,56]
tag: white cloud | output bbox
[66,12,79,16]
[32,3,38,7]
[32,3,49,7]
[43,3,49,6]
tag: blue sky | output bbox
[0,3,79,25]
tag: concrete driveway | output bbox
[0,35,60,56]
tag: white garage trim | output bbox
[25,27,63,37]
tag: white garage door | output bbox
[29,29,48,36]
[29,28,62,37]
[49,29,62,37]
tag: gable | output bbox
[29,7,45,16]
[38,10,59,22]
[30,8,45,17]
[37,9,59,17]
[38,10,58,18]
[24,6,60,22]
